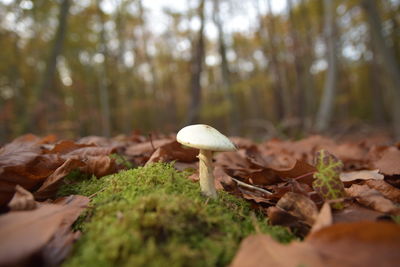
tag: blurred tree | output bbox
[362,0,400,138]
[212,0,240,135]
[96,0,111,137]
[186,0,206,124]
[33,0,71,132]
[315,0,338,132]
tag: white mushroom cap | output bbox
[177,124,237,152]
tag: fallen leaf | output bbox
[81,155,117,177]
[0,138,40,167]
[310,202,332,233]
[333,203,385,223]
[7,185,37,211]
[146,141,198,164]
[306,221,400,267]
[365,179,400,202]
[0,139,60,206]
[34,158,85,200]
[230,234,324,267]
[373,147,400,175]
[66,146,116,158]
[125,138,173,165]
[340,169,384,182]
[346,184,399,214]
[40,196,89,266]
[45,140,91,155]
[266,206,310,237]
[0,195,89,266]
[231,222,400,267]
[276,192,318,226]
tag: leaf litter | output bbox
[0,132,399,266]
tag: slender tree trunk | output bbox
[362,0,400,138]
[32,0,70,132]
[186,0,206,124]
[213,0,240,135]
[115,1,130,134]
[259,0,290,121]
[368,44,386,124]
[299,0,317,124]
[287,0,306,127]
[138,0,158,96]
[97,0,111,137]
[315,0,338,132]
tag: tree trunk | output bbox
[97,0,111,137]
[299,0,317,125]
[115,1,130,134]
[287,0,306,127]
[213,0,240,135]
[315,0,338,132]
[186,0,206,124]
[33,0,70,132]
[368,44,386,124]
[259,0,291,122]
[138,0,158,96]
[362,0,400,138]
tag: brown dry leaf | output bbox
[45,140,92,155]
[125,138,173,165]
[0,138,41,167]
[0,138,54,206]
[34,158,85,200]
[333,203,385,223]
[77,135,126,149]
[346,184,399,214]
[374,147,400,175]
[245,168,282,186]
[310,202,332,233]
[365,179,400,202]
[276,192,318,226]
[0,195,89,266]
[66,146,116,158]
[231,222,400,267]
[81,155,117,177]
[267,206,310,237]
[213,166,234,190]
[230,137,255,149]
[40,196,89,266]
[230,234,324,267]
[8,185,37,211]
[306,221,400,267]
[274,160,316,185]
[215,150,252,170]
[340,169,384,182]
[146,141,198,164]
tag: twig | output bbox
[292,171,315,180]
[88,187,106,199]
[231,177,273,195]
[148,133,156,152]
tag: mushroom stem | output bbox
[198,149,217,198]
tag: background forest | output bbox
[0,0,399,143]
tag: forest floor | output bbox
[0,131,399,266]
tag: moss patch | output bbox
[60,163,294,266]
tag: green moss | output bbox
[61,163,294,267]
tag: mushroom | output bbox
[176,124,237,198]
